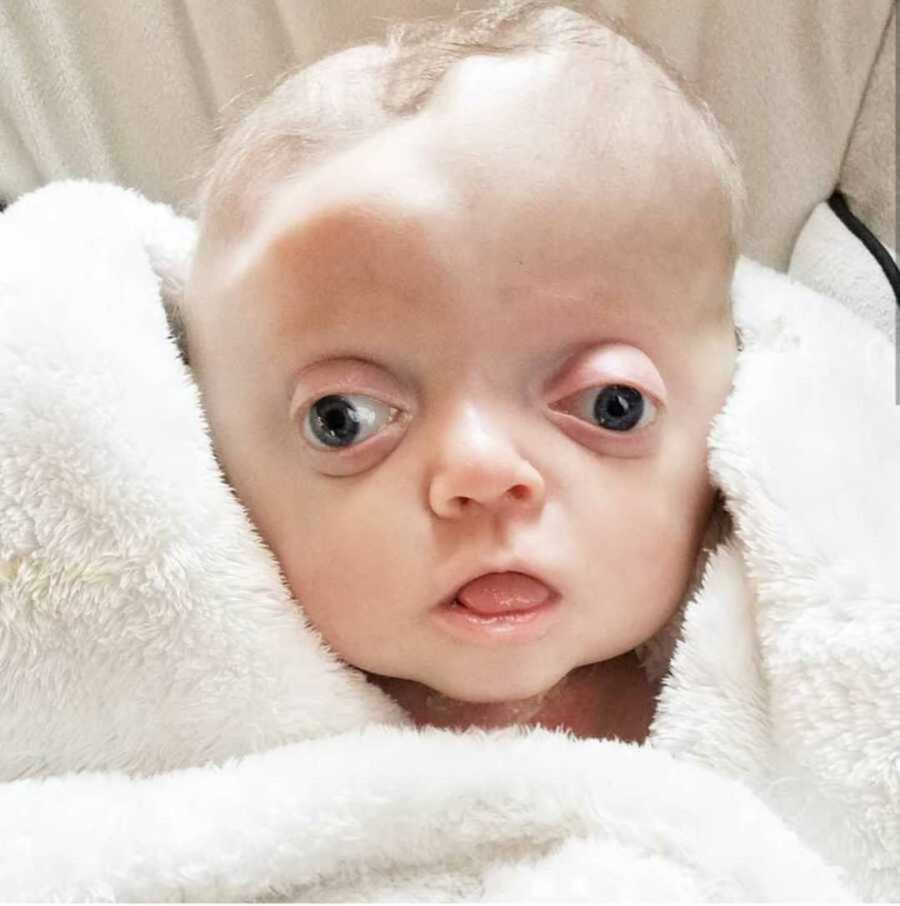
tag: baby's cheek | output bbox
[583,471,695,582]
[291,501,391,600]
[651,473,717,599]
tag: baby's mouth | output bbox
[432,569,563,642]
[447,571,555,617]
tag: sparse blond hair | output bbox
[191,0,745,262]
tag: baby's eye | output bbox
[303,393,399,449]
[562,384,658,432]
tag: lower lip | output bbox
[431,594,562,646]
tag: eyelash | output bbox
[300,384,659,452]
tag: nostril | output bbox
[438,483,536,517]
[508,484,530,501]
[462,486,530,508]
[455,497,472,512]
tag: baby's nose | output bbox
[427,405,545,519]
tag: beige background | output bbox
[0,1,895,268]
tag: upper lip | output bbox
[439,560,560,608]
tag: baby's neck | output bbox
[366,652,660,743]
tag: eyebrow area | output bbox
[246,195,460,331]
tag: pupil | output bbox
[594,385,643,431]
[311,395,360,447]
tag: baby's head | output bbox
[181,1,742,715]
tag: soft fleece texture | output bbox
[0,181,897,901]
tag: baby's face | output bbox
[186,50,737,704]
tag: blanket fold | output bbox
[652,258,900,901]
[0,181,896,902]
[0,725,854,902]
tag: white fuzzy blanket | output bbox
[0,182,897,902]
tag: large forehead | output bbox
[429,40,681,143]
[419,48,723,257]
[212,46,729,311]
[266,65,703,265]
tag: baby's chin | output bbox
[367,658,570,700]
[363,666,579,732]
[366,665,594,729]
[363,653,658,740]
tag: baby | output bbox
[180,0,742,744]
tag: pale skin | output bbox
[184,47,738,743]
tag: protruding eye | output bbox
[562,384,658,432]
[303,394,399,449]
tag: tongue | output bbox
[456,572,552,615]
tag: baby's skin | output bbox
[184,46,737,742]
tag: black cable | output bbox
[827,189,899,307]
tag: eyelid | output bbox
[289,360,409,422]
[547,344,667,408]
[292,386,399,424]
